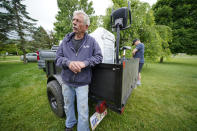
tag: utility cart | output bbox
[41,2,139,130]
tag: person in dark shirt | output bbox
[132,38,145,86]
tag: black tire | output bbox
[47,80,65,118]
[43,68,46,72]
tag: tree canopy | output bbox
[30,26,58,51]
[0,0,37,62]
[31,26,51,50]
[0,0,14,43]
[153,0,197,55]
[54,0,96,41]
[103,0,172,62]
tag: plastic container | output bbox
[90,27,115,64]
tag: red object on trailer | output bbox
[95,101,107,114]
[36,51,40,61]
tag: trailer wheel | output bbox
[47,80,65,118]
[43,68,46,72]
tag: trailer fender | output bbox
[47,74,64,87]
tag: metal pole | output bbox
[116,25,120,64]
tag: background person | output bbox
[56,10,103,131]
[132,38,145,86]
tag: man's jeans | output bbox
[62,83,90,131]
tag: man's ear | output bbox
[85,25,89,30]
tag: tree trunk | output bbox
[14,2,27,64]
[23,48,27,64]
[160,56,164,63]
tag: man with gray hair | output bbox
[56,10,103,131]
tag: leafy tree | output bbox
[48,30,59,46]
[0,0,14,43]
[0,0,37,62]
[12,0,37,63]
[153,0,197,55]
[54,0,95,41]
[31,26,51,50]
[155,25,172,62]
[30,27,58,51]
[0,43,18,55]
[88,15,102,33]
[103,0,172,62]
[0,0,15,55]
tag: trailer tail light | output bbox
[36,51,40,60]
[123,61,126,69]
[96,101,106,114]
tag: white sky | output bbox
[23,0,157,31]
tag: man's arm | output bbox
[56,39,103,73]
[55,42,70,69]
[67,40,103,73]
[132,48,138,56]
[83,39,103,67]
[68,61,85,73]
[56,44,83,73]
[132,43,142,56]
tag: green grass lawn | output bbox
[0,56,21,61]
[0,56,197,131]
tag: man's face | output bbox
[134,40,139,45]
[72,14,88,34]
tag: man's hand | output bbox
[69,61,86,74]
[132,48,138,56]
[77,61,86,68]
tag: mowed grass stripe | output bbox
[0,62,64,130]
[0,56,197,130]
